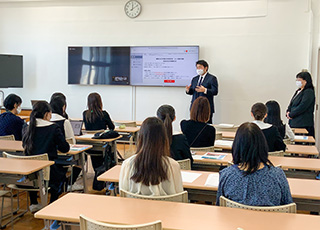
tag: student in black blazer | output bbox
[157,105,193,167]
[286,71,315,137]
[181,97,216,147]
[22,101,70,212]
[251,103,286,152]
[186,60,218,124]
[83,92,115,190]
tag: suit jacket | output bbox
[187,73,218,113]
[287,88,315,128]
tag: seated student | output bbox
[265,100,295,142]
[180,96,216,147]
[82,92,115,190]
[22,101,70,212]
[216,122,293,206]
[0,94,25,140]
[119,117,183,195]
[251,102,286,152]
[50,94,82,191]
[50,92,69,119]
[157,105,193,166]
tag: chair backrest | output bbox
[0,135,15,141]
[190,146,215,153]
[219,196,296,213]
[80,214,162,230]
[215,132,223,140]
[283,138,292,145]
[214,124,239,132]
[2,152,50,181]
[66,137,74,145]
[268,150,284,157]
[177,159,191,170]
[114,121,137,128]
[120,190,188,203]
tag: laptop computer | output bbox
[31,100,46,108]
[70,120,83,136]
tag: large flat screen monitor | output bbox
[68,46,199,87]
[0,54,23,88]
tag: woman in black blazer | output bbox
[83,92,115,190]
[180,97,216,147]
[286,71,315,137]
[22,101,70,211]
[157,105,193,167]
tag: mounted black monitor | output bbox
[68,46,199,87]
[0,54,23,88]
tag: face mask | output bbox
[296,80,303,88]
[16,106,22,114]
[196,69,204,76]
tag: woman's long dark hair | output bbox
[296,71,314,90]
[232,122,273,175]
[264,100,283,128]
[131,117,170,186]
[50,92,68,119]
[85,93,104,123]
[23,101,51,154]
[50,96,65,117]
[156,105,175,146]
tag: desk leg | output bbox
[80,151,88,193]
[37,170,49,229]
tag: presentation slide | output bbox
[130,46,199,86]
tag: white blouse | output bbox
[119,155,183,196]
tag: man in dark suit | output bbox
[186,60,218,124]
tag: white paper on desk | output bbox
[205,173,220,187]
[217,123,234,128]
[181,171,201,183]
[294,135,308,140]
[214,140,233,147]
[77,134,94,138]
[192,155,204,160]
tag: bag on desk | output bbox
[92,144,117,191]
[92,130,120,139]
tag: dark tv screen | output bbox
[0,55,23,88]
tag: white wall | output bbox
[0,0,312,131]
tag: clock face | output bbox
[124,0,141,18]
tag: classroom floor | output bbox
[0,144,312,230]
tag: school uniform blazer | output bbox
[287,88,315,128]
[187,73,218,113]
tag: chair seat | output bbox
[7,184,50,192]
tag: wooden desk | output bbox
[286,144,319,157]
[213,140,319,157]
[0,139,24,152]
[0,157,54,225]
[193,153,320,170]
[293,135,316,144]
[99,165,320,212]
[114,120,143,126]
[35,193,320,230]
[75,135,122,193]
[293,128,308,135]
[0,140,93,193]
[221,131,316,144]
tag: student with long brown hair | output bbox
[157,105,193,166]
[180,96,216,147]
[82,92,115,190]
[119,117,183,195]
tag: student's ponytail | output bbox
[164,113,173,146]
[156,105,175,146]
[23,101,52,154]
